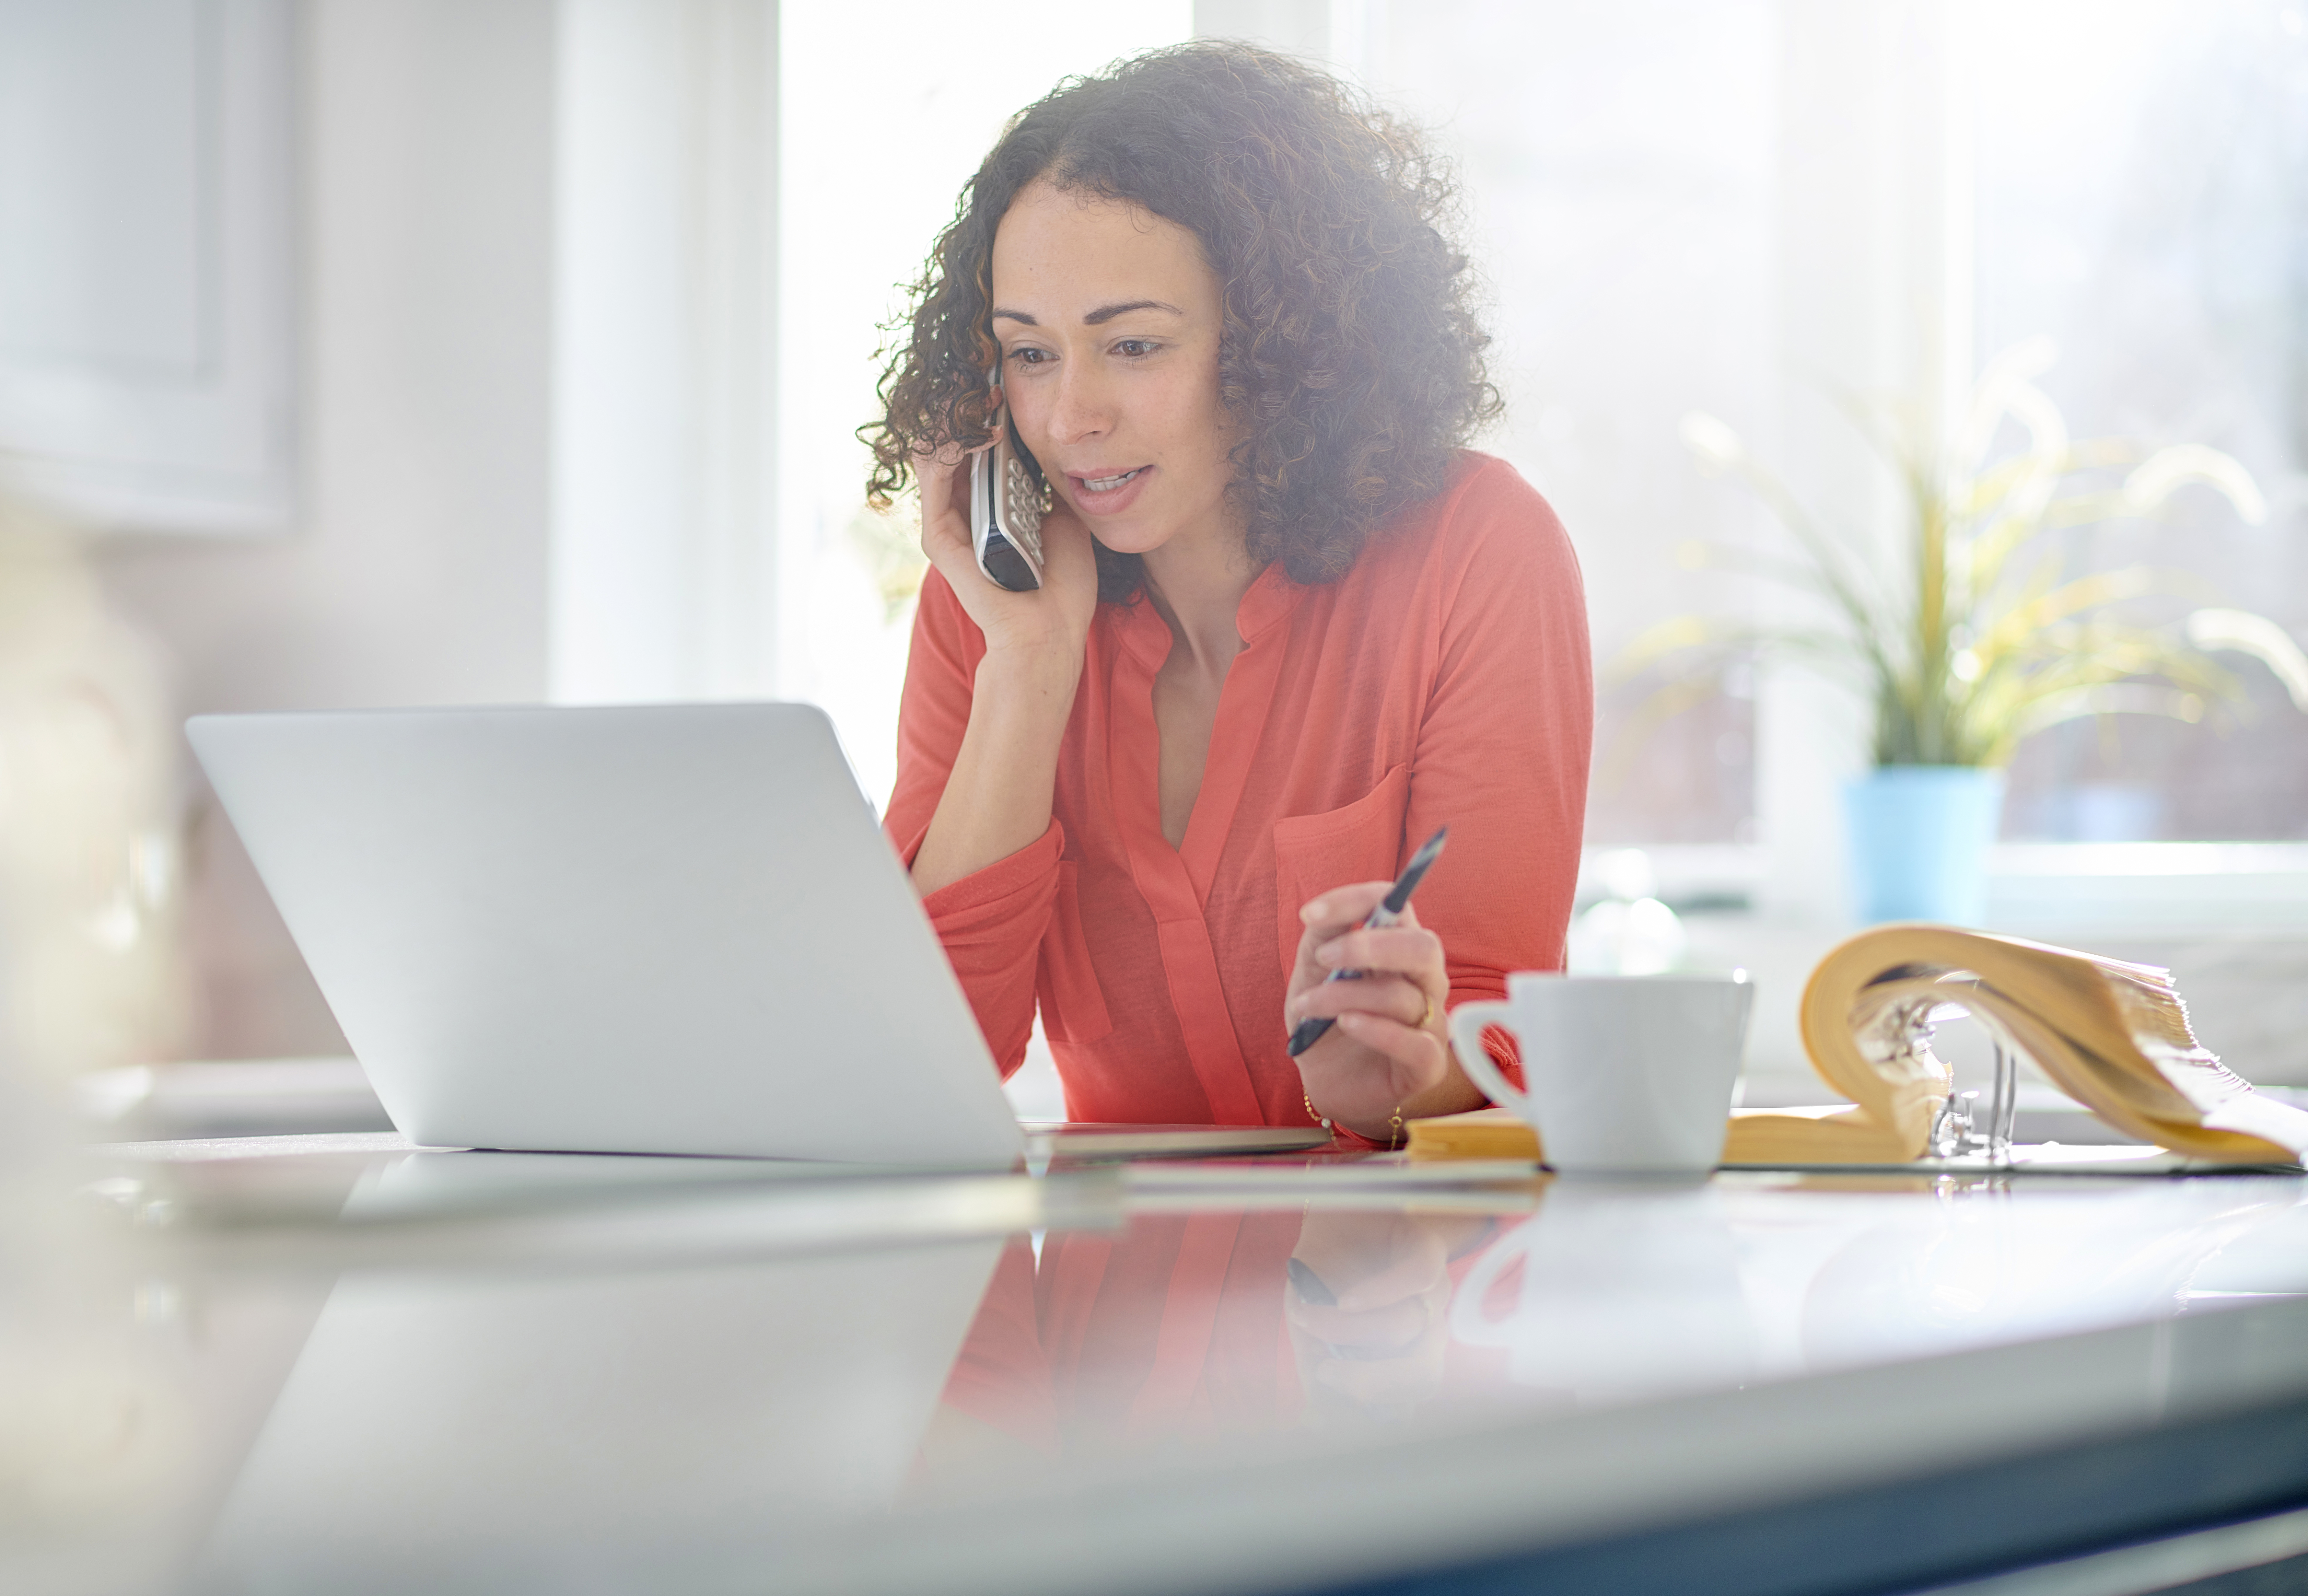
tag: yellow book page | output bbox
[1405,1107,1538,1162]
[1722,1105,1912,1164]
[1406,1104,1909,1165]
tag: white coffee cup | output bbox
[1448,972,1752,1176]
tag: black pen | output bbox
[1286,827,1447,1058]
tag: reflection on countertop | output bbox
[32,1138,2308,1595]
[922,1171,2308,1474]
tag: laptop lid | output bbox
[186,703,1024,1167]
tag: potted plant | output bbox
[1633,338,2308,925]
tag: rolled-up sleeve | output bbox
[1410,462,1594,1092]
[885,570,1060,1077]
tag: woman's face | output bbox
[989,180,1239,563]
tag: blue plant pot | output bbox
[1843,766,2006,926]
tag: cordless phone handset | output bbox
[968,372,1049,593]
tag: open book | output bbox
[1411,926,2308,1167]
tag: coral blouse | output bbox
[885,452,1592,1127]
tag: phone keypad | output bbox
[1006,457,1045,563]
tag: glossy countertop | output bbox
[20,1135,2308,1596]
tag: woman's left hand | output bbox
[1285,884,1484,1139]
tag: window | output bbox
[1976,0,2308,842]
[1355,0,2308,886]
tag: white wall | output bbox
[91,0,558,1058]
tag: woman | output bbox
[864,43,1590,1146]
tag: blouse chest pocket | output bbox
[1036,862,1115,1045]
[1270,764,1413,980]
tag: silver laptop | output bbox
[187,704,1328,1167]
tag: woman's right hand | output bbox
[906,411,1100,899]
[915,421,1099,676]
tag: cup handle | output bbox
[1446,1222,1531,1348]
[1448,1000,1527,1119]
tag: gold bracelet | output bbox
[1306,1092,1408,1150]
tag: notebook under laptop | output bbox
[187,704,1329,1167]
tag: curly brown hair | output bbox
[860,40,1501,601]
